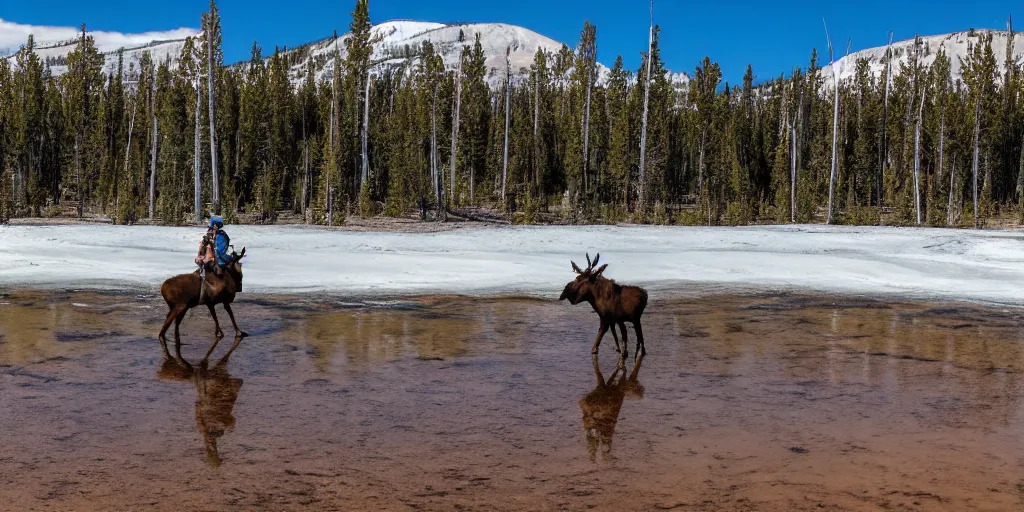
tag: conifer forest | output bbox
[1,0,1022,228]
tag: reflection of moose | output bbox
[579,354,645,460]
[560,253,649,359]
[158,248,248,357]
[156,340,244,468]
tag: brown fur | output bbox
[559,253,648,359]
[158,248,248,357]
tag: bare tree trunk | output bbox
[149,66,157,219]
[913,89,925,225]
[75,136,82,218]
[302,104,309,219]
[637,0,654,210]
[534,66,540,192]
[878,30,893,205]
[450,56,462,206]
[824,20,839,225]
[432,85,441,218]
[360,71,370,189]
[122,100,138,218]
[194,81,202,224]
[947,154,957,226]
[972,97,981,228]
[697,127,707,193]
[501,48,511,207]
[206,26,219,215]
[937,103,945,184]
[790,120,797,224]
[328,58,337,227]
[582,63,592,194]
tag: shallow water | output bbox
[1,291,1023,511]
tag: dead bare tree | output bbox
[501,46,511,207]
[972,93,981,228]
[823,20,841,224]
[878,31,893,205]
[450,50,463,205]
[913,88,925,225]
[148,62,158,219]
[205,16,219,215]
[637,0,654,210]
[948,153,957,226]
[361,70,371,191]
[193,74,202,224]
[431,78,441,218]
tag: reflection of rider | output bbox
[195,216,230,277]
[157,346,243,468]
[579,355,645,460]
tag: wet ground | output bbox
[1,291,1023,511]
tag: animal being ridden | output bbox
[559,253,648,359]
[158,248,248,357]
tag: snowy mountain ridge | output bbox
[4,19,690,90]
[820,29,1024,86]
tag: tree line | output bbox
[0,2,1021,228]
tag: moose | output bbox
[579,354,645,460]
[158,248,248,358]
[559,253,648,360]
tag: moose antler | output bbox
[586,253,592,270]
[592,253,600,268]
[571,260,584,274]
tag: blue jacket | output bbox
[214,231,231,265]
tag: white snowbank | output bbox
[1,224,1023,305]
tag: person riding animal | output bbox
[195,216,231,277]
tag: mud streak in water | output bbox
[0,291,1023,511]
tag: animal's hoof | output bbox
[237,331,249,339]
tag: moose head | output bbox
[225,247,246,292]
[559,252,608,305]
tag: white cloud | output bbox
[0,18,198,56]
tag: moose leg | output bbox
[158,307,182,357]
[618,322,629,361]
[609,325,621,354]
[591,321,609,355]
[207,304,225,339]
[223,303,248,339]
[173,308,188,345]
[633,320,646,359]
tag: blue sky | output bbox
[5,0,1021,83]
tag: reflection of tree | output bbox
[579,354,644,461]
[297,308,485,368]
[156,337,244,468]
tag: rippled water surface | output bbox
[1,291,1023,511]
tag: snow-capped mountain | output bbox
[1,18,196,78]
[821,29,1024,85]
[5,19,690,90]
[4,37,191,79]
[252,20,622,89]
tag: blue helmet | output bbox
[209,215,224,229]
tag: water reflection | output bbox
[579,354,645,461]
[156,338,244,468]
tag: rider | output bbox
[195,215,230,276]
